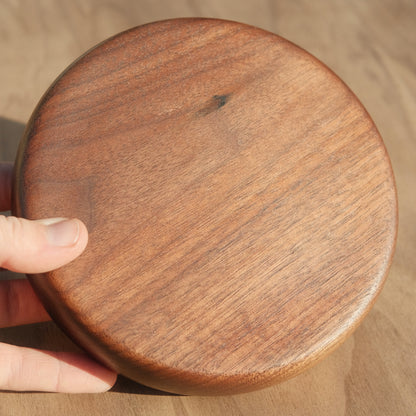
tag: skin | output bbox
[0,162,117,393]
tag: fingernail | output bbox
[37,218,80,247]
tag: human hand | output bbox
[0,162,117,392]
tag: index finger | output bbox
[0,162,13,212]
[0,342,117,393]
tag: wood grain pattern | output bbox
[12,18,396,395]
[1,0,415,414]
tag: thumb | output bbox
[0,216,88,273]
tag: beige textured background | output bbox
[0,0,415,415]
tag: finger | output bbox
[0,342,117,393]
[0,216,88,273]
[0,162,13,211]
[0,279,50,328]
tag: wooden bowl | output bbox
[13,18,397,395]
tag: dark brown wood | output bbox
[12,18,397,395]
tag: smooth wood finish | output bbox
[12,18,396,395]
[1,0,415,413]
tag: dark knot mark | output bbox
[196,94,230,117]
[213,94,228,108]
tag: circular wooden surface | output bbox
[13,18,397,395]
